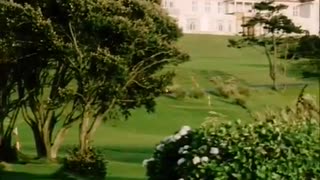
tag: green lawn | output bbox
[2,34,319,180]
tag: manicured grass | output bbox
[3,34,318,179]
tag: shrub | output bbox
[166,85,187,100]
[188,88,205,99]
[210,76,250,99]
[278,40,299,60]
[0,162,5,171]
[0,162,12,171]
[234,96,247,108]
[57,146,107,180]
[238,86,251,97]
[145,94,320,180]
[210,76,235,98]
[174,88,187,100]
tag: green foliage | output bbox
[173,88,187,100]
[237,86,251,97]
[57,146,107,180]
[295,35,320,78]
[210,76,250,107]
[6,0,188,117]
[146,0,162,4]
[297,35,320,58]
[166,86,206,100]
[145,94,320,180]
[0,162,11,171]
[0,1,62,160]
[0,0,188,158]
[278,42,299,60]
[243,0,302,35]
[234,96,247,108]
[0,162,4,171]
[228,0,303,90]
[188,88,205,99]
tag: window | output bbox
[244,2,252,12]
[228,21,232,32]
[217,20,223,31]
[169,1,174,8]
[205,1,211,12]
[163,0,173,8]
[188,22,196,31]
[218,2,223,14]
[293,6,299,16]
[187,19,198,31]
[236,2,243,12]
[163,0,168,7]
[300,4,310,18]
[192,1,198,12]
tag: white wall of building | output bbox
[162,0,320,35]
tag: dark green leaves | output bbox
[0,0,188,159]
[146,94,320,179]
[253,0,287,13]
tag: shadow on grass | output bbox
[163,94,179,100]
[250,83,308,88]
[1,171,52,180]
[108,176,145,180]
[2,171,145,180]
[240,64,268,68]
[59,145,154,165]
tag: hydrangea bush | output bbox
[144,94,320,180]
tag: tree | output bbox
[59,0,188,154]
[296,35,320,94]
[147,0,162,4]
[0,1,73,160]
[228,0,303,90]
[297,35,320,65]
[3,0,188,159]
[0,56,20,162]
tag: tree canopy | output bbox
[228,0,303,90]
[0,0,188,160]
[296,35,320,78]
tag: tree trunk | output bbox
[272,76,277,91]
[0,135,17,162]
[0,121,3,147]
[31,125,48,158]
[87,116,103,142]
[79,111,90,154]
[79,110,104,154]
[281,41,289,91]
[272,34,278,91]
[50,127,69,160]
[284,41,289,61]
[0,109,19,162]
[264,44,278,91]
[31,122,71,161]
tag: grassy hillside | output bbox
[2,34,318,180]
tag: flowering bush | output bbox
[144,94,320,180]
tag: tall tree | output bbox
[0,1,76,160]
[3,0,188,159]
[296,35,320,78]
[228,0,302,90]
[0,1,57,162]
[0,54,20,162]
[296,35,320,94]
[59,0,188,154]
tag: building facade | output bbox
[162,0,320,35]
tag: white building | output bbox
[162,0,320,35]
